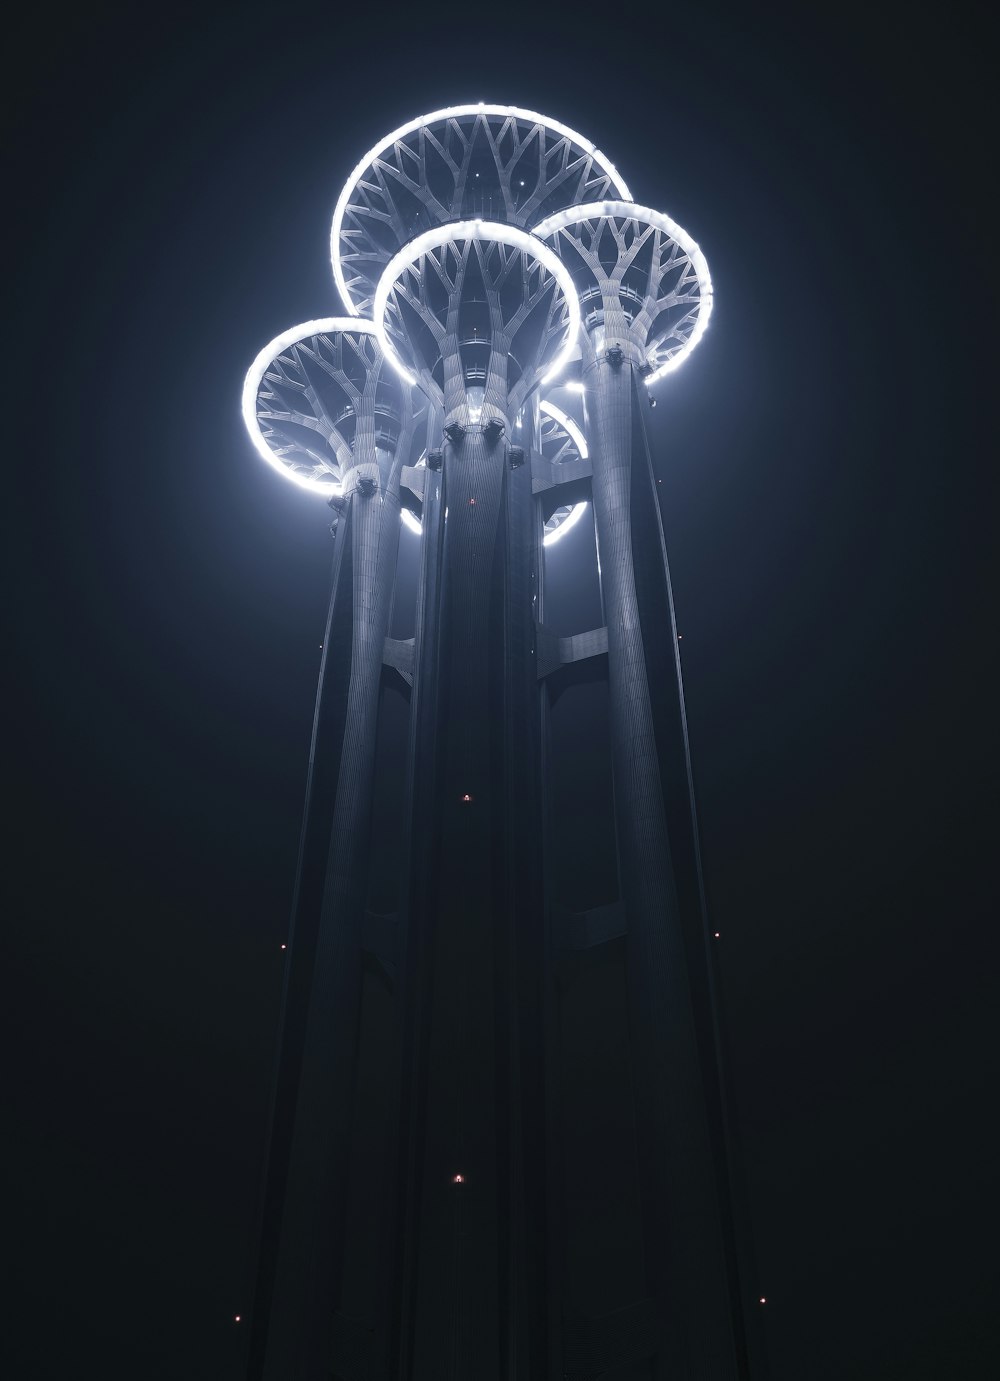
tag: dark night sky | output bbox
[6,3,997,1377]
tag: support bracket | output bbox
[530,448,593,496]
[536,624,608,681]
[383,636,415,686]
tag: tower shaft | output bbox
[251,469,404,1380]
[390,422,545,1381]
[583,353,746,1378]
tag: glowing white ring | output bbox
[532,200,713,384]
[539,399,588,546]
[331,104,631,314]
[540,398,588,460]
[242,317,382,496]
[399,404,587,547]
[373,221,581,391]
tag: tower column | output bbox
[254,461,405,1380]
[393,412,543,1381]
[585,349,737,1379]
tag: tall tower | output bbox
[242,107,751,1381]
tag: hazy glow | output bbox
[545,499,587,544]
[241,317,379,495]
[331,104,632,313]
[539,399,588,546]
[373,221,581,390]
[399,406,586,547]
[540,399,588,458]
[531,200,713,383]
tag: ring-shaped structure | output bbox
[242,317,385,495]
[332,104,631,316]
[532,200,713,384]
[373,221,581,397]
[399,401,588,545]
[538,400,589,545]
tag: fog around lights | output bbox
[539,399,588,546]
[242,317,380,496]
[331,104,631,314]
[373,221,581,391]
[399,404,587,547]
[540,399,588,459]
[532,200,713,384]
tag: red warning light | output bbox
[461,793,473,804]
[235,1314,242,1323]
[452,1173,465,1184]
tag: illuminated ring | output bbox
[241,317,380,496]
[373,221,581,391]
[399,403,587,547]
[532,200,713,384]
[401,506,422,535]
[331,103,631,315]
[538,400,588,546]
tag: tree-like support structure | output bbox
[375,221,578,1380]
[534,202,744,1379]
[242,319,421,1376]
[241,107,757,1381]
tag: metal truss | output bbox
[242,318,420,495]
[538,399,588,543]
[331,105,631,316]
[374,221,579,424]
[533,201,713,383]
[238,107,746,1381]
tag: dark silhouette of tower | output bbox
[240,106,755,1381]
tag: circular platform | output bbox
[533,200,713,382]
[373,220,580,420]
[242,318,411,494]
[332,104,630,315]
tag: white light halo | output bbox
[540,398,588,459]
[373,220,582,392]
[242,317,381,496]
[531,199,713,384]
[400,405,587,547]
[539,399,588,547]
[331,104,632,315]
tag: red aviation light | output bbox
[460,793,473,804]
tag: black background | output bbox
[6,3,997,1377]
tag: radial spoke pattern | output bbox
[332,105,630,315]
[244,322,417,494]
[377,225,578,420]
[533,201,713,381]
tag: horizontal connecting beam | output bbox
[536,624,608,681]
[530,447,593,495]
[552,899,627,953]
[383,636,415,686]
[402,464,426,505]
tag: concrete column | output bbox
[585,348,738,1381]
